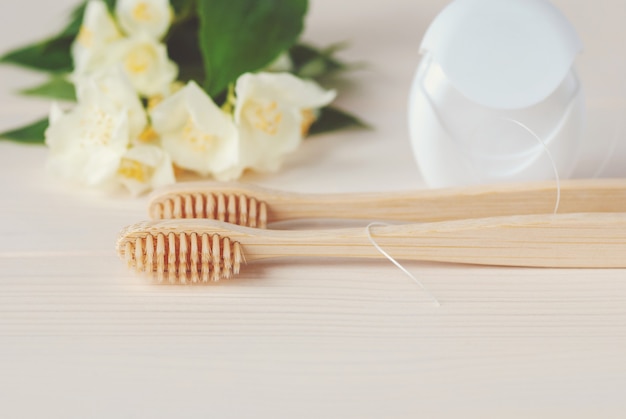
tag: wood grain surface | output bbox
[1,1,626,418]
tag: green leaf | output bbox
[20,76,76,101]
[0,117,48,144]
[309,107,369,136]
[0,1,87,73]
[171,0,196,16]
[104,0,116,12]
[197,0,308,97]
[0,36,74,73]
[290,43,348,80]
[59,2,88,37]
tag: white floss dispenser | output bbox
[409,0,584,188]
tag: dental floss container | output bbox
[408,0,584,188]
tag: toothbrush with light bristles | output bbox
[117,212,626,283]
[147,179,626,228]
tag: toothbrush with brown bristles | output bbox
[147,179,626,228]
[117,213,626,283]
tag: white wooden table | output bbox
[1,1,625,417]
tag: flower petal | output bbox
[151,81,241,178]
[233,72,336,173]
[111,34,178,97]
[44,91,132,187]
[71,0,122,76]
[116,0,173,40]
[235,72,336,122]
[118,144,175,195]
[76,69,147,140]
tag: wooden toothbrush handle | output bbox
[149,179,626,224]
[234,212,626,268]
[272,179,626,222]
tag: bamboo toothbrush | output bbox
[117,213,626,283]
[147,179,626,227]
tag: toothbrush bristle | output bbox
[119,231,243,283]
[151,193,268,228]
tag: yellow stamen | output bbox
[300,109,316,136]
[118,158,152,183]
[124,46,155,74]
[147,95,164,111]
[77,26,93,48]
[169,81,185,94]
[138,127,159,143]
[253,101,282,135]
[132,2,153,22]
[182,118,216,151]
[172,164,188,179]
[79,106,114,147]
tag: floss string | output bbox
[366,222,441,307]
[461,117,562,214]
[367,119,560,307]
[503,118,561,214]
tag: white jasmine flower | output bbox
[45,86,131,187]
[71,0,123,77]
[234,72,336,172]
[111,34,178,97]
[150,81,241,180]
[116,0,173,40]
[117,144,175,195]
[76,69,147,140]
